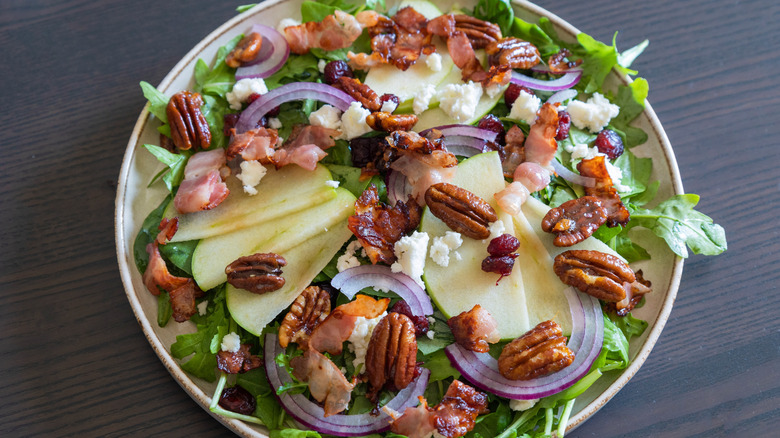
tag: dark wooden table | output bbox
[1,0,777,436]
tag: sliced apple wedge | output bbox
[413,82,507,131]
[165,164,336,242]
[191,188,356,290]
[227,222,353,336]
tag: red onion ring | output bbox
[419,124,498,143]
[444,287,604,399]
[510,70,582,92]
[386,170,412,206]
[235,24,289,80]
[264,333,430,436]
[236,82,355,133]
[530,65,583,74]
[443,135,486,158]
[546,89,578,106]
[240,36,274,67]
[331,265,434,316]
[550,159,596,187]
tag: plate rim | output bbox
[114,0,685,436]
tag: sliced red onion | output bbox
[530,65,583,74]
[443,135,486,158]
[235,24,289,80]
[510,70,582,92]
[444,287,603,400]
[265,333,430,436]
[331,265,433,316]
[386,170,412,206]
[550,159,596,187]
[241,36,274,67]
[547,89,578,106]
[419,124,498,143]
[236,82,355,133]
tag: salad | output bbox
[131,0,727,437]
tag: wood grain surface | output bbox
[1,0,777,436]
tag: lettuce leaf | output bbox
[473,0,514,35]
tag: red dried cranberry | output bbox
[323,60,354,85]
[556,110,571,141]
[350,136,391,169]
[390,300,430,336]
[504,83,533,109]
[595,129,624,159]
[481,255,518,284]
[487,234,520,256]
[255,116,267,129]
[247,93,262,104]
[477,114,506,145]
[223,113,239,136]
[266,105,281,117]
[379,93,400,111]
[218,386,256,415]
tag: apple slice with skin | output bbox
[413,82,507,131]
[165,164,336,242]
[227,221,353,336]
[191,188,355,291]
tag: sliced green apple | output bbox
[227,222,353,336]
[413,82,507,131]
[396,0,444,18]
[192,188,356,290]
[165,164,336,242]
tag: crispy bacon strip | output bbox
[169,280,202,322]
[501,125,525,178]
[387,397,436,438]
[291,349,356,417]
[387,130,458,202]
[309,294,390,355]
[347,185,422,265]
[577,156,630,227]
[173,149,230,214]
[348,7,433,71]
[275,125,339,170]
[524,102,559,167]
[226,127,278,162]
[447,305,500,353]
[216,344,263,374]
[284,10,379,54]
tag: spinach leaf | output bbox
[601,314,629,370]
[142,144,191,192]
[610,78,649,148]
[157,291,172,327]
[159,240,198,275]
[609,311,648,341]
[612,148,652,198]
[576,32,622,94]
[133,195,171,273]
[201,95,230,150]
[613,232,651,263]
[422,349,460,383]
[270,430,321,438]
[473,0,514,35]
[265,54,321,89]
[193,35,241,97]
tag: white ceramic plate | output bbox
[115,1,683,436]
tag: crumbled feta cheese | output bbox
[567,92,620,133]
[277,18,300,34]
[426,330,436,340]
[509,398,539,411]
[236,160,267,195]
[340,101,372,139]
[606,160,631,192]
[425,52,443,72]
[564,143,601,161]
[318,58,327,73]
[427,316,436,325]
[197,300,208,316]
[438,81,483,122]
[380,98,398,114]
[276,136,284,147]
[309,104,343,131]
[391,231,430,288]
[325,180,340,188]
[226,78,268,110]
[336,240,362,272]
[563,144,630,192]
[485,83,504,98]
[267,117,282,129]
[429,231,463,267]
[220,332,241,353]
[413,84,437,115]
[347,312,387,370]
[509,89,541,124]
[488,220,506,240]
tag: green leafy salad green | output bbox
[133,0,726,437]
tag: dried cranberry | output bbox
[247,93,262,105]
[390,300,429,336]
[266,105,281,117]
[379,93,400,110]
[255,116,267,129]
[504,83,533,109]
[218,386,256,415]
[323,60,354,85]
[350,136,391,169]
[556,110,571,141]
[223,113,239,136]
[477,114,506,145]
[487,234,520,256]
[594,129,624,159]
[481,255,518,284]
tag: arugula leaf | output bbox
[422,349,460,383]
[201,95,230,150]
[618,39,649,70]
[576,32,621,94]
[509,17,558,57]
[193,34,241,97]
[609,311,648,341]
[601,314,629,369]
[610,78,649,148]
[612,148,652,198]
[301,0,341,22]
[236,4,257,13]
[133,195,170,273]
[140,81,169,123]
[265,54,320,89]
[629,194,727,257]
[270,430,321,438]
[473,0,514,35]
[614,233,651,263]
[142,144,191,192]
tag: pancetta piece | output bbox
[216,344,263,374]
[274,125,339,170]
[577,156,630,227]
[226,127,278,162]
[284,10,379,54]
[501,125,525,178]
[308,294,390,355]
[348,7,433,71]
[291,349,355,417]
[387,398,436,438]
[173,148,230,214]
[524,102,559,167]
[447,305,500,353]
[386,130,458,202]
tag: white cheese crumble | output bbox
[325,180,340,188]
[336,240,362,272]
[347,312,387,371]
[220,332,241,353]
[226,78,268,110]
[488,220,506,240]
[485,83,504,99]
[509,398,539,411]
[429,231,463,267]
[413,83,437,115]
[340,101,372,139]
[391,231,430,288]
[438,81,483,122]
[509,89,541,124]
[427,316,436,325]
[277,18,300,34]
[562,144,630,192]
[380,99,398,114]
[317,58,327,73]
[267,117,282,129]
[236,160,267,195]
[426,330,436,340]
[197,300,208,316]
[425,52,443,72]
[564,143,601,161]
[309,104,343,131]
[567,92,620,133]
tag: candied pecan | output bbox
[453,14,501,49]
[577,156,630,227]
[609,269,652,316]
[425,183,498,239]
[365,312,418,399]
[498,320,575,380]
[365,112,418,132]
[486,37,541,70]
[542,196,609,247]
[225,32,264,68]
[554,250,635,301]
[166,91,211,151]
[279,286,331,349]
[448,305,500,353]
[217,344,263,374]
[334,77,381,111]
[225,253,286,294]
[547,48,582,74]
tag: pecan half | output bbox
[553,250,635,302]
[365,112,418,132]
[365,312,418,399]
[425,183,498,240]
[453,14,502,49]
[225,253,286,294]
[547,48,582,74]
[334,77,381,111]
[166,91,211,151]
[486,37,541,70]
[279,286,331,349]
[225,32,264,68]
[498,320,575,380]
[541,196,608,247]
